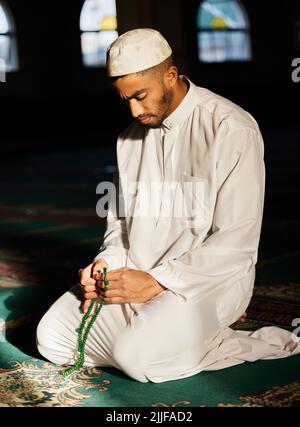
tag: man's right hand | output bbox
[79,258,109,313]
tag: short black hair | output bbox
[135,55,175,78]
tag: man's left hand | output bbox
[84,267,166,304]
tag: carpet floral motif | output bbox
[152,401,192,407]
[0,359,111,407]
[217,381,300,407]
[151,382,300,407]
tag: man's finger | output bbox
[100,296,127,305]
[92,271,103,281]
[98,288,125,299]
[104,270,126,281]
[91,262,108,277]
[96,279,117,291]
[96,279,105,289]
[81,299,92,314]
[81,285,96,293]
[84,291,99,300]
[80,270,96,287]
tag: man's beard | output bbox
[144,87,174,129]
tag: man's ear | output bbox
[164,66,178,88]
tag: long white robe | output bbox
[36,76,300,383]
[94,74,300,363]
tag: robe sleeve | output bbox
[94,169,129,270]
[145,126,266,301]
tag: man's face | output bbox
[113,71,174,128]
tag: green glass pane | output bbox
[197,0,248,30]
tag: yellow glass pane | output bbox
[99,15,117,30]
[211,17,228,29]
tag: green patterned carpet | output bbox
[0,140,300,407]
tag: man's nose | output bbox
[129,99,144,118]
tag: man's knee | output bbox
[112,333,149,383]
[35,313,70,366]
[36,313,50,349]
[36,315,53,358]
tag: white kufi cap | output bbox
[107,28,172,77]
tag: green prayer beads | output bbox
[59,267,109,377]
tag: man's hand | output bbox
[93,267,166,305]
[79,258,108,313]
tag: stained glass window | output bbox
[0,1,18,73]
[197,0,252,63]
[80,0,118,67]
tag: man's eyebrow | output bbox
[123,88,148,100]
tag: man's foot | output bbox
[230,311,247,328]
[239,311,247,322]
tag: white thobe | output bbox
[36,76,300,383]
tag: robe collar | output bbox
[161,75,199,131]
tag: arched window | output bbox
[197,0,251,63]
[80,0,118,67]
[0,0,18,72]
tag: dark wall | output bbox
[182,0,300,126]
[0,0,299,151]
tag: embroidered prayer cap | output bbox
[107,28,173,77]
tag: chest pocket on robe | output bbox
[180,172,209,230]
